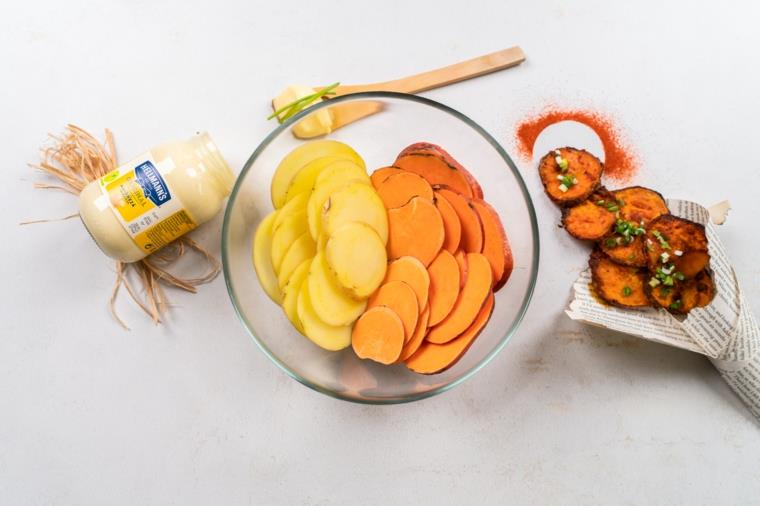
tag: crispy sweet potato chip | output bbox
[589,248,650,308]
[539,147,603,206]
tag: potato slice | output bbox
[282,259,310,333]
[271,140,364,209]
[562,188,617,241]
[297,282,352,351]
[321,182,388,244]
[589,248,650,308]
[252,211,283,304]
[306,160,370,240]
[277,233,316,290]
[325,223,387,299]
[307,251,367,326]
[272,191,309,232]
[283,155,349,204]
[270,211,308,272]
[614,186,669,226]
[538,147,603,206]
[645,214,709,278]
[646,269,715,314]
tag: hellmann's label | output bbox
[98,157,197,254]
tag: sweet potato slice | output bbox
[426,253,492,344]
[351,306,405,364]
[561,188,617,241]
[368,280,419,342]
[435,188,483,253]
[599,234,648,267]
[387,196,444,267]
[384,256,430,310]
[398,305,430,362]
[370,166,402,188]
[646,269,715,314]
[645,214,709,279]
[471,198,513,290]
[454,250,468,289]
[589,249,650,308]
[376,171,434,209]
[396,142,483,198]
[405,291,494,374]
[394,153,474,198]
[614,186,669,225]
[434,192,461,253]
[427,250,461,327]
[538,147,603,206]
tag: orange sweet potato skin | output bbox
[471,198,513,290]
[394,152,475,199]
[397,142,483,198]
[645,214,710,278]
[589,248,650,308]
[538,147,603,206]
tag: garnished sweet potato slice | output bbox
[427,250,461,327]
[398,305,430,362]
[376,171,434,209]
[614,186,669,225]
[434,192,462,253]
[370,166,402,188]
[599,234,648,267]
[645,269,715,313]
[394,152,474,198]
[435,188,483,253]
[426,253,492,344]
[396,142,483,198]
[471,198,513,290]
[387,196,444,267]
[562,188,617,241]
[405,291,494,374]
[384,256,430,310]
[589,248,650,308]
[538,147,603,206]
[368,280,419,342]
[454,249,468,289]
[352,306,405,364]
[645,214,709,278]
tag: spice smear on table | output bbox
[515,108,639,182]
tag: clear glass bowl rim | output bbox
[221,91,540,404]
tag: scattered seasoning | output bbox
[515,107,639,181]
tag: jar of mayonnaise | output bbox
[79,132,234,263]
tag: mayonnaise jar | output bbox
[79,132,234,263]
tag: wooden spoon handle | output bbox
[327,46,525,96]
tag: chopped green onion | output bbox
[660,252,670,264]
[674,272,685,281]
[596,200,606,206]
[558,183,568,192]
[669,300,682,310]
[604,237,617,248]
[267,82,340,122]
[607,204,619,212]
[622,286,632,297]
[649,277,661,287]
[674,250,683,256]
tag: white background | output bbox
[2,1,760,504]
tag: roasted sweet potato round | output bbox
[589,249,650,308]
[646,269,715,314]
[614,186,669,226]
[599,234,648,267]
[645,215,709,278]
[561,188,617,241]
[538,147,603,206]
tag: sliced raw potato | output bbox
[307,160,370,240]
[282,259,311,334]
[427,250,460,326]
[376,171,434,209]
[351,306,405,364]
[405,292,494,374]
[322,182,388,244]
[370,166,402,188]
[426,253,492,344]
[297,284,352,351]
[277,233,316,290]
[272,191,309,232]
[471,199,513,290]
[367,280,419,342]
[325,222,387,299]
[387,196,444,267]
[398,305,430,362]
[384,256,430,310]
[283,155,348,204]
[270,211,308,271]
[271,140,365,209]
[434,192,462,253]
[252,211,283,304]
[308,251,367,326]
[436,188,483,253]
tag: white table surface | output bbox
[3,1,760,504]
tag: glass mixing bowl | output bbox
[222,92,539,404]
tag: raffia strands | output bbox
[27,124,221,329]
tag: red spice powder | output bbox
[515,108,639,182]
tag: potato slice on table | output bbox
[589,248,650,308]
[307,251,367,327]
[252,211,283,304]
[645,214,709,279]
[321,182,388,244]
[297,282,352,351]
[561,188,617,241]
[614,186,669,225]
[599,234,648,267]
[538,147,603,206]
[325,222,387,299]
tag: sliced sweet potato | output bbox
[454,250,468,289]
[367,280,419,342]
[351,306,405,364]
[645,214,709,278]
[561,188,617,241]
[427,250,461,327]
[646,269,715,314]
[614,186,669,226]
[387,196,444,267]
[394,152,474,198]
[426,253,492,344]
[376,171,434,209]
[589,249,650,308]
[405,291,494,374]
[398,305,430,362]
[471,198,513,290]
[435,188,483,253]
[538,147,603,206]
[434,192,462,253]
[384,256,430,310]
[396,142,483,198]
[599,234,648,267]
[370,166,402,188]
